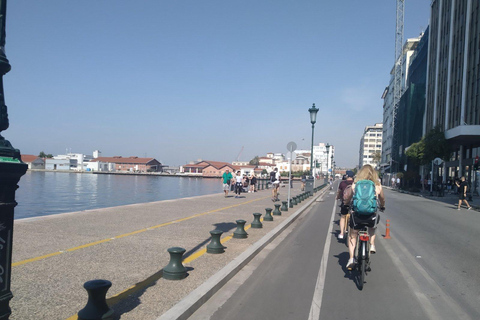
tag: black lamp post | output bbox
[308,103,318,177]
[326,143,330,182]
[331,155,334,179]
[0,1,28,318]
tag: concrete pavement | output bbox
[11,183,326,320]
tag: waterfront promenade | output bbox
[11,183,325,320]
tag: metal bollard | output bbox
[251,213,263,228]
[281,201,288,211]
[273,204,281,216]
[289,200,293,208]
[233,220,248,238]
[78,279,114,320]
[163,247,187,280]
[207,230,225,254]
[292,196,298,206]
[264,208,274,221]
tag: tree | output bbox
[249,156,260,165]
[406,139,427,191]
[372,151,382,168]
[38,151,53,158]
[423,126,450,162]
[405,139,426,166]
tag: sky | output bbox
[3,1,431,168]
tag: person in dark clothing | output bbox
[455,176,472,210]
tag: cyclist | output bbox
[343,164,385,270]
[271,168,281,201]
[336,170,354,239]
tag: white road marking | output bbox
[308,199,336,320]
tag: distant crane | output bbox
[392,0,405,173]
[236,146,244,162]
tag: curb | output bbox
[157,187,328,320]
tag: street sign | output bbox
[287,141,297,153]
[433,157,443,165]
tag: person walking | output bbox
[271,168,281,201]
[222,169,233,198]
[455,176,472,210]
[249,174,256,193]
[235,171,244,198]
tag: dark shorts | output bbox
[340,204,349,216]
[349,212,380,230]
[459,194,466,200]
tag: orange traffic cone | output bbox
[384,219,391,239]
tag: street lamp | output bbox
[0,1,28,318]
[308,103,319,177]
[331,154,334,180]
[326,143,330,182]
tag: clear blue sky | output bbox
[4,0,431,168]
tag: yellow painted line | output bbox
[64,217,264,320]
[16,196,271,268]
[12,251,63,267]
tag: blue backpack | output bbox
[353,180,377,215]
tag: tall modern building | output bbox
[359,123,383,168]
[426,0,480,181]
[381,37,421,174]
[295,143,335,176]
[397,28,429,172]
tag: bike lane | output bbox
[189,188,428,320]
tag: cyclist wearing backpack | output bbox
[336,170,354,239]
[343,164,385,270]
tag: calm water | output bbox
[15,171,221,220]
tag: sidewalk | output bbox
[387,187,479,211]
[11,184,327,320]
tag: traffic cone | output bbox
[384,219,391,239]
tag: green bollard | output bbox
[273,204,281,216]
[207,230,225,254]
[251,213,263,228]
[281,201,288,211]
[163,247,187,280]
[78,280,114,320]
[264,208,274,221]
[289,200,293,208]
[233,220,248,238]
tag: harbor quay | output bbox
[11,183,327,320]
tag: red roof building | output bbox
[21,154,45,169]
[90,156,164,172]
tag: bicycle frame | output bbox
[354,226,370,290]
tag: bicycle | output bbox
[352,222,371,290]
[343,211,351,247]
[350,207,384,290]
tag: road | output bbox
[188,185,480,320]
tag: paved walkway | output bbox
[11,183,325,320]
[388,187,480,211]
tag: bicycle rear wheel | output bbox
[344,213,350,247]
[358,241,367,290]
